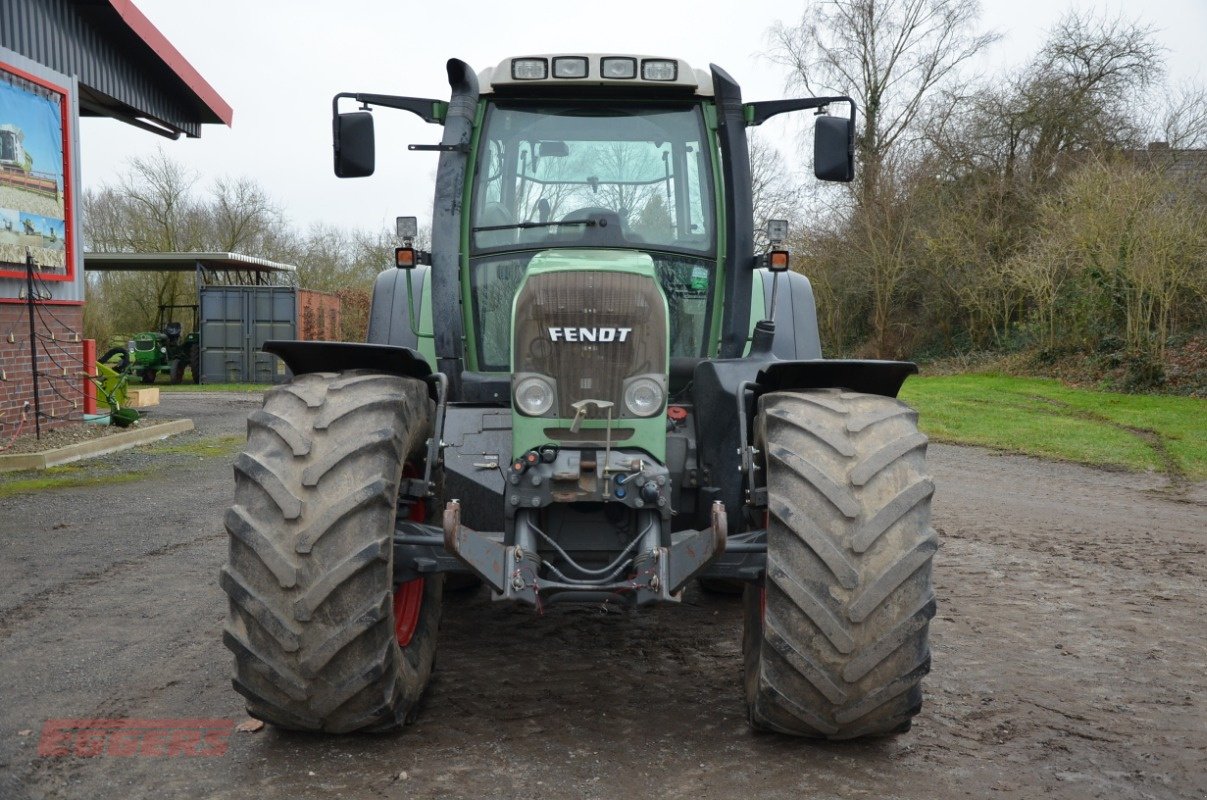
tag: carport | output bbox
[84,251,298,383]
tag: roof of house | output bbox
[2,0,232,137]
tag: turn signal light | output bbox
[768,250,790,272]
[395,247,416,269]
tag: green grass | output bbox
[155,383,268,393]
[147,434,243,457]
[0,464,152,499]
[900,374,1207,479]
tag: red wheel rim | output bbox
[394,463,428,647]
[393,578,425,647]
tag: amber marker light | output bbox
[395,247,417,269]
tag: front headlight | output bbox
[623,375,665,417]
[514,374,556,416]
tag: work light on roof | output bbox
[641,59,678,81]
[552,56,589,79]
[512,58,548,80]
[600,57,637,79]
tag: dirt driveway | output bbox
[1,391,1204,800]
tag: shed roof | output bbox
[84,252,296,273]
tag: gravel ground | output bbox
[0,391,1204,800]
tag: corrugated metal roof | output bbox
[0,0,231,137]
[84,252,297,272]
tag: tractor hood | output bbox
[509,248,670,461]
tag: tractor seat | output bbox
[163,322,182,343]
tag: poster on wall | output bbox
[0,62,73,281]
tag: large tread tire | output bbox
[744,389,937,739]
[169,359,185,385]
[222,370,441,733]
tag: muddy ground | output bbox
[0,391,1203,800]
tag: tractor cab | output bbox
[466,65,718,393]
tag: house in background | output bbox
[0,0,230,434]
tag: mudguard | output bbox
[757,359,917,398]
[692,355,917,536]
[263,341,432,381]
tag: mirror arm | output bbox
[745,95,855,127]
[332,92,446,124]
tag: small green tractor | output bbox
[128,304,201,385]
[223,54,936,739]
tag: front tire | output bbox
[222,370,440,732]
[744,389,937,739]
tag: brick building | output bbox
[0,0,230,435]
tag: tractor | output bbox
[223,55,936,739]
[128,304,201,384]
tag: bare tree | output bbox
[749,136,805,248]
[208,176,287,253]
[1158,81,1207,150]
[768,0,998,203]
[82,152,301,344]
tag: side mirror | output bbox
[334,111,375,178]
[814,115,854,182]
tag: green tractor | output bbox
[224,54,936,739]
[128,304,201,385]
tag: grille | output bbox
[513,270,666,419]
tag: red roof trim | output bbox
[105,0,233,126]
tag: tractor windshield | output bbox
[471,103,715,253]
[467,102,718,372]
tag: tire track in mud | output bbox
[1022,393,1193,492]
[0,532,225,642]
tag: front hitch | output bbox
[441,500,727,606]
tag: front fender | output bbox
[263,341,432,382]
[757,359,918,398]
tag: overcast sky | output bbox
[79,0,1205,239]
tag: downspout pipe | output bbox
[430,59,478,398]
[710,65,755,359]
